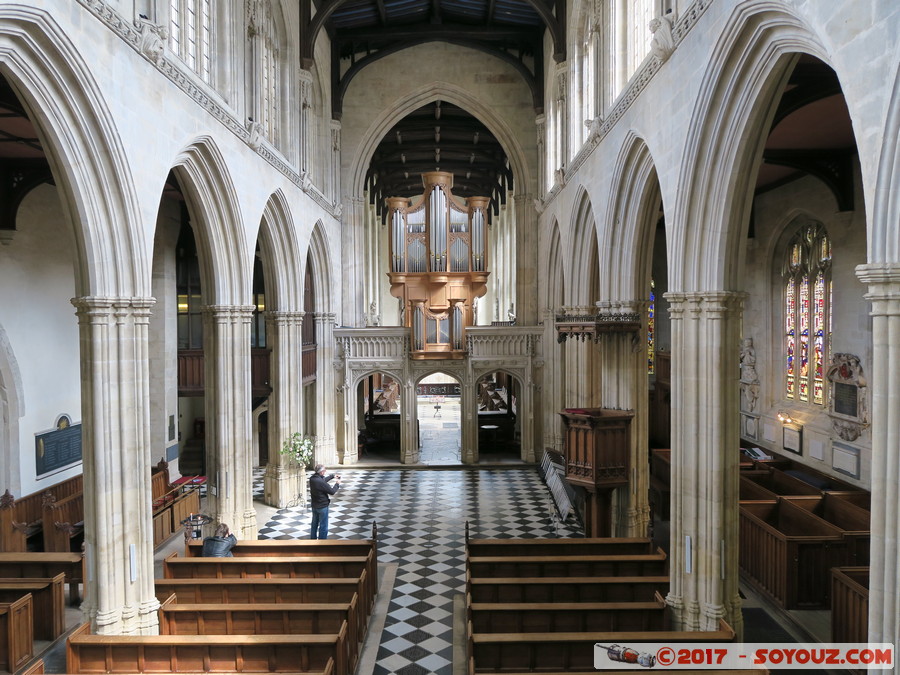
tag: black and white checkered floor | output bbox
[254,467,581,675]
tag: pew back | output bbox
[468,575,668,604]
[0,573,66,640]
[465,538,655,558]
[0,592,33,673]
[0,552,83,604]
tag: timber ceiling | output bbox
[366,100,512,215]
[305,0,566,118]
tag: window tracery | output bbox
[169,0,212,83]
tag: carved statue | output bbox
[507,303,516,323]
[366,301,381,327]
[134,16,168,66]
[649,15,675,64]
[740,337,760,413]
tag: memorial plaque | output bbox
[834,382,858,417]
[35,417,82,475]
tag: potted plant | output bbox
[281,432,315,469]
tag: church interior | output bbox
[0,0,898,672]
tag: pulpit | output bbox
[559,408,634,537]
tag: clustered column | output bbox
[73,296,159,635]
[856,263,900,648]
[202,305,257,539]
[264,310,305,508]
[314,313,339,465]
[664,291,744,638]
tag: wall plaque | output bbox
[35,415,82,476]
[833,382,857,417]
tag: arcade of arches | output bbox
[0,0,899,654]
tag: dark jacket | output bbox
[310,472,340,509]
[201,533,237,557]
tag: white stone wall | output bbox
[0,184,81,496]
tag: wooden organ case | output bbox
[387,171,490,359]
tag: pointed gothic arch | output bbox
[569,187,598,306]
[172,138,249,305]
[257,189,303,311]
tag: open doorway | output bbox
[476,371,520,460]
[358,372,402,460]
[416,373,461,465]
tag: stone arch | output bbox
[0,7,146,297]
[871,63,900,262]
[601,132,662,302]
[569,186,598,306]
[307,220,335,314]
[257,189,303,311]
[0,323,24,495]
[172,138,248,305]
[541,218,565,313]
[672,3,831,292]
[348,82,532,199]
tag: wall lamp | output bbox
[777,411,794,425]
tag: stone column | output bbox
[514,194,538,326]
[562,306,601,407]
[856,263,900,647]
[298,68,313,177]
[203,305,257,539]
[263,311,304,508]
[596,301,651,537]
[73,297,159,635]
[342,198,365,327]
[664,292,744,637]
[330,120,342,204]
[535,115,546,197]
[542,307,565,453]
[315,313,339,465]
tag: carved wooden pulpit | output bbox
[559,408,634,537]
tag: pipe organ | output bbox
[387,171,490,359]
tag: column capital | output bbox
[857,263,900,313]
[664,291,745,317]
[266,310,305,325]
[72,296,156,320]
[314,312,337,325]
[202,304,255,320]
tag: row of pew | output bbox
[464,536,754,674]
[0,551,83,673]
[1,461,204,555]
[65,534,378,675]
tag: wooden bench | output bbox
[0,593,33,673]
[185,539,375,558]
[0,573,66,640]
[467,551,666,578]
[739,500,850,608]
[0,474,83,552]
[740,468,822,499]
[465,537,657,558]
[163,552,375,613]
[832,566,868,643]
[158,594,359,672]
[467,620,735,673]
[469,595,670,633]
[66,622,348,675]
[0,552,83,605]
[785,494,870,564]
[41,492,84,552]
[468,575,668,604]
[155,577,368,639]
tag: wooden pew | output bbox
[0,593,33,673]
[158,594,360,672]
[740,468,821,498]
[469,595,670,633]
[739,500,850,608]
[832,567,868,644]
[467,551,666,578]
[0,552,83,605]
[41,492,84,552]
[467,619,735,673]
[468,575,668,604]
[0,573,66,640]
[163,551,375,614]
[465,537,656,558]
[66,622,348,675]
[0,475,83,552]
[185,538,374,558]
[785,494,871,564]
[155,577,368,639]
[20,658,44,674]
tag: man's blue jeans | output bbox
[311,506,330,539]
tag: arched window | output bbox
[169,0,212,83]
[627,0,654,75]
[248,0,282,144]
[783,222,831,405]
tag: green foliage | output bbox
[281,432,314,467]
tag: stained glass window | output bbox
[783,224,831,405]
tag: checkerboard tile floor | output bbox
[257,468,581,675]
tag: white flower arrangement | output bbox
[281,432,315,467]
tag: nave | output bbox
[32,466,823,675]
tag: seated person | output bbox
[201,522,237,557]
